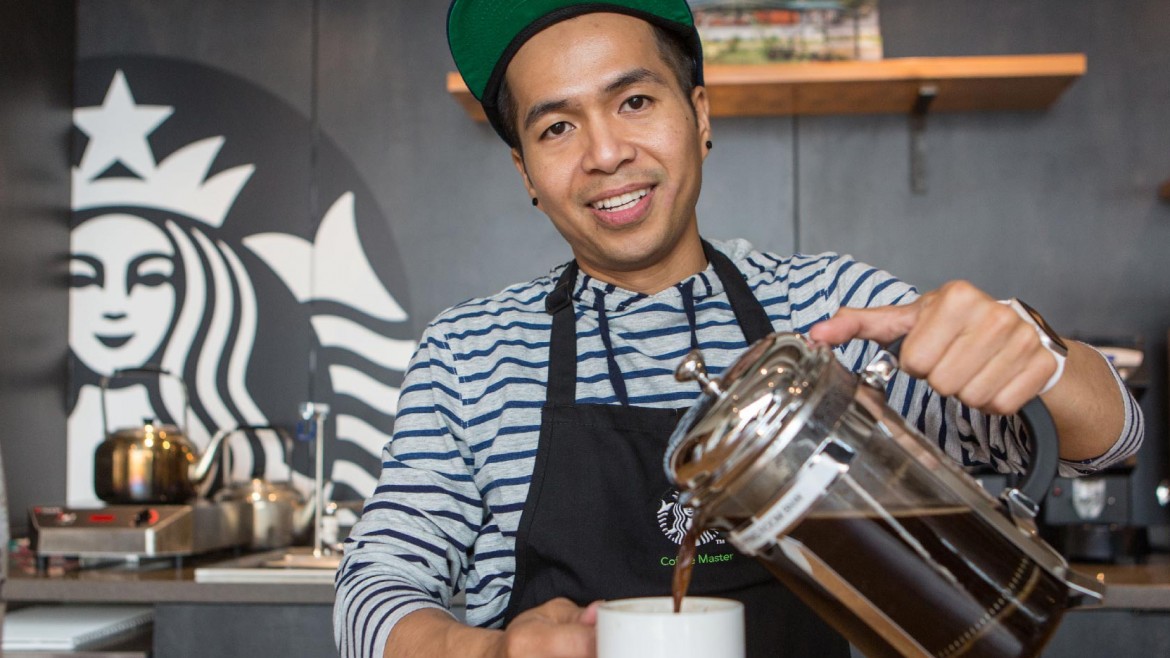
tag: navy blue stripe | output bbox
[454,338,551,361]
[465,400,546,427]
[372,483,480,508]
[406,357,458,377]
[480,475,532,495]
[464,376,547,404]
[362,499,474,533]
[362,527,450,559]
[464,571,514,595]
[484,449,538,465]
[460,356,550,382]
[839,268,878,308]
[394,449,462,461]
[392,427,449,440]
[446,320,552,341]
[474,549,513,561]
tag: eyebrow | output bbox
[523,98,570,133]
[604,67,666,95]
[521,67,668,133]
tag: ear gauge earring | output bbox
[531,198,539,207]
[705,140,713,150]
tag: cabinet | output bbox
[3,555,336,658]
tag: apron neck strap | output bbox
[702,240,774,344]
[546,262,580,405]
[544,241,773,405]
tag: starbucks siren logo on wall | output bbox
[67,58,415,515]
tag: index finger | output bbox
[807,303,920,348]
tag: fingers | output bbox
[806,303,919,348]
[898,281,1004,383]
[904,284,1058,414]
[539,597,595,624]
[809,281,1060,415]
[924,307,1054,414]
[503,598,598,658]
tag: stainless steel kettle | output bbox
[94,366,230,504]
[665,333,1103,658]
[212,425,315,549]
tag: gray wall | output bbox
[0,0,75,535]
[2,0,1168,535]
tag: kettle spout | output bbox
[189,428,233,487]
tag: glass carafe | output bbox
[665,333,1103,658]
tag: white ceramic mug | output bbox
[595,596,745,658]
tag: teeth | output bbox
[592,188,648,211]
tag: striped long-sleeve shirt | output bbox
[334,238,1143,657]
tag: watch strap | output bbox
[999,298,1067,394]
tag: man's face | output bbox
[506,13,711,290]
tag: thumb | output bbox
[807,303,920,347]
[579,600,604,626]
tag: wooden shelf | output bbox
[447,53,1085,122]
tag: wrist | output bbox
[385,608,504,658]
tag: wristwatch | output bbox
[1000,298,1068,393]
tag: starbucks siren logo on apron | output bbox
[657,490,722,546]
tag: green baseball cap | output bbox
[447,0,704,143]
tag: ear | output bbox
[691,85,712,160]
[511,147,539,200]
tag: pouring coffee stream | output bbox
[664,333,1103,658]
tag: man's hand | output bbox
[495,598,601,658]
[385,598,600,658]
[808,279,1125,461]
[809,280,1055,415]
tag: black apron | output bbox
[502,242,848,658]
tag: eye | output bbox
[621,95,651,112]
[69,256,102,288]
[70,272,100,288]
[541,121,572,140]
[128,254,174,290]
[136,273,170,287]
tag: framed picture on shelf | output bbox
[689,0,883,64]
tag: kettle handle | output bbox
[214,424,297,482]
[879,337,1058,514]
[99,365,191,438]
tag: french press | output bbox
[665,333,1103,658]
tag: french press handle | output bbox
[872,337,1059,518]
[98,364,191,438]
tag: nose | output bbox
[104,312,128,321]
[581,119,635,174]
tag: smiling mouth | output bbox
[590,187,651,212]
[97,334,133,348]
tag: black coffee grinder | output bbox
[1040,336,1149,564]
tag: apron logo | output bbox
[657,491,723,546]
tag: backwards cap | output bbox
[447,0,704,143]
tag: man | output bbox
[335,2,1143,657]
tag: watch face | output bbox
[1016,299,1069,354]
